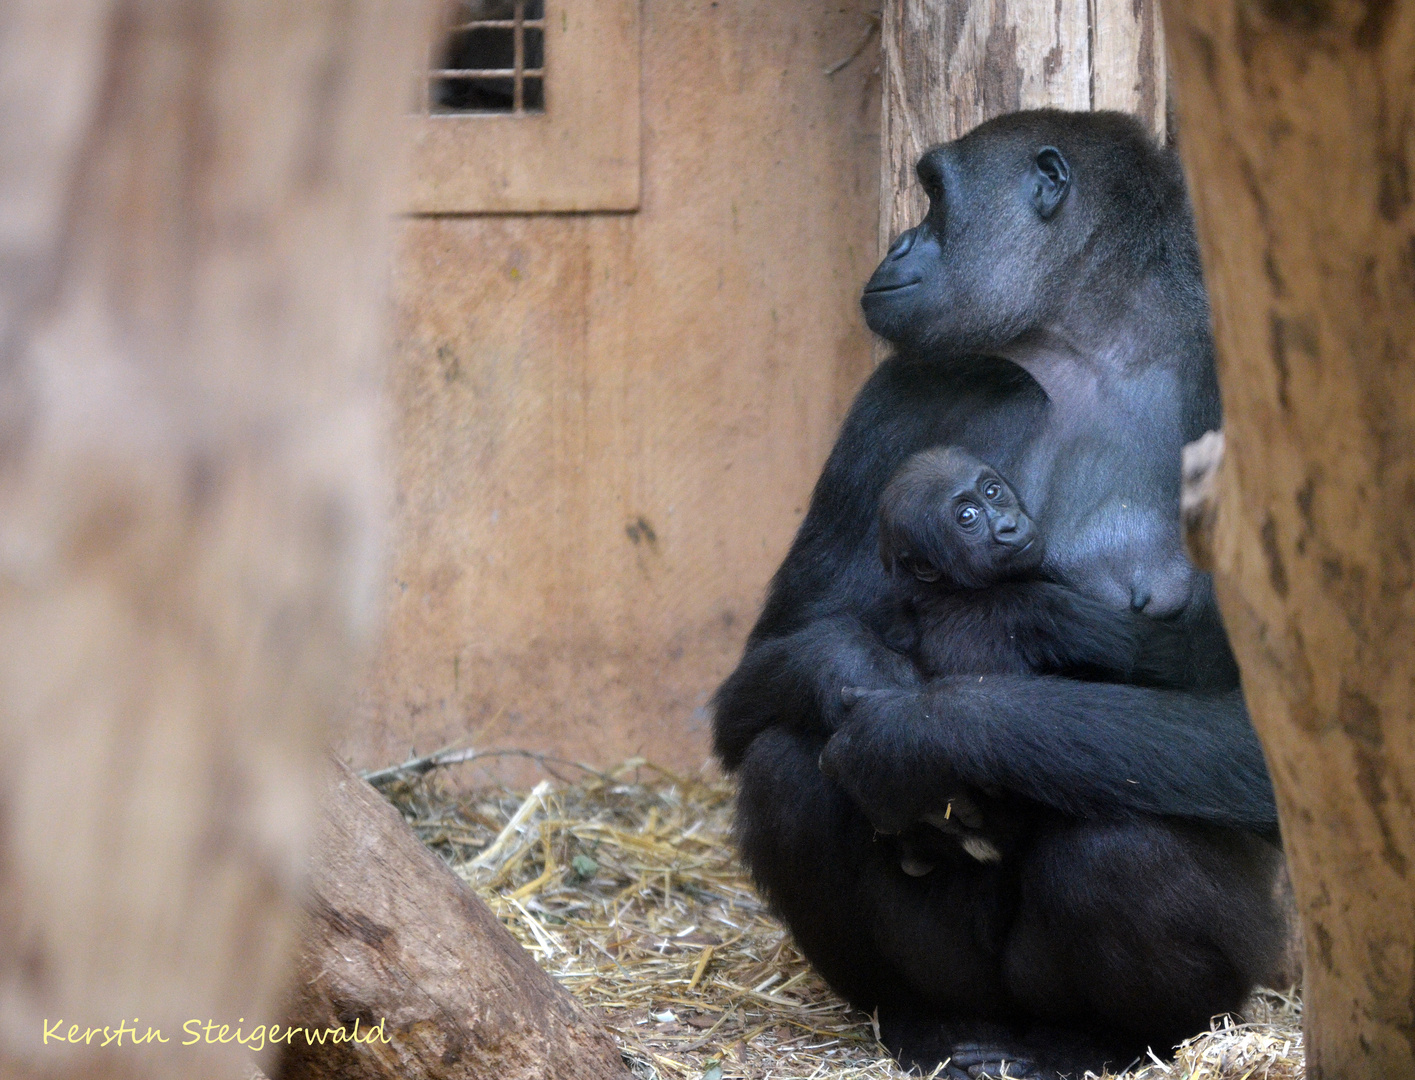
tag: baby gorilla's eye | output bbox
[956,503,980,527]
[982,480,1003,501]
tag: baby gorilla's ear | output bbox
[906,558,943,583]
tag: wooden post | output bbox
[0,4,422,1077]
[879,0,1167,250]
[1162,0,1415,1075]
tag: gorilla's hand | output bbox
[712,615,920,768]
[819,686,937,833]
[813,632,920,732]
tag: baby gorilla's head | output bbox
[879,447,1045,589]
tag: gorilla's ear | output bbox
[1032,147,1070,220]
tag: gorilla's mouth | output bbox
[863,279,922,295]
[1003,537,1039,561]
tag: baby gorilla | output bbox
[876,446,1188,680]
[867,446,1186,875]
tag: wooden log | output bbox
[0,4,422,1077]
[275,760,631,1080]
[878,0,1166,251]
[1161,0,1415,1074]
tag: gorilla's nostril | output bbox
[888,228,917,259]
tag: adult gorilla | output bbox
[712,110,1285,1080]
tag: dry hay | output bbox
[373,756,1303,1080]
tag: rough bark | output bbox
[1162,0,1415,1074]
[0,4,420,1077]
[878,0,1166,250]
[276,760,631,1080]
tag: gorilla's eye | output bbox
[956,503,980,527]
[982,480,1003,501]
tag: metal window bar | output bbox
[429,1,545,115]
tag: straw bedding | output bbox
[374,756,1303,1080]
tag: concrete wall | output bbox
[340,1,881,782]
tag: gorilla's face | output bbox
[862,119,1079,354]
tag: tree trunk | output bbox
[276,761,631,1080]
[0,4,421,1077]
[878,0,1167,250]
[1161,0,1415,1075]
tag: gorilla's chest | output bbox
[875,357,1195,617]
[1022,433,1192,616]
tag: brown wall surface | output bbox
[339,2,881,781]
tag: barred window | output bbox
[405,0,639,213]
[429,1,545,115]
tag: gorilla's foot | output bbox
[877,1012,1142,1080]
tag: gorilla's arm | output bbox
[1007,585,1145,677]
[928,582,1151,679]
[819,678,1277,834]
[712,612,919,770]
[958,583,1201,687]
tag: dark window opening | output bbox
[429,1,545,114]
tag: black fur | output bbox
[712,110,1285,1080]
[867,445,1202,875]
